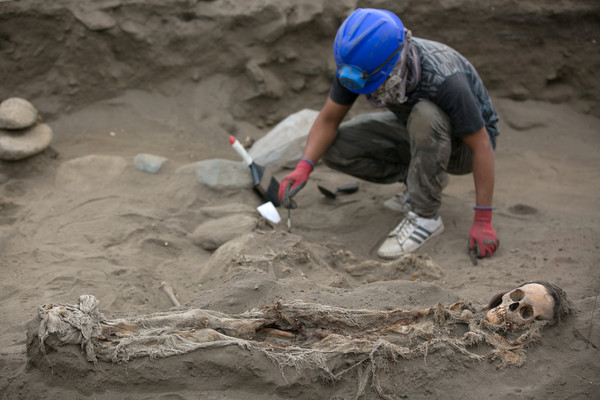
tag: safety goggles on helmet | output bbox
[337,41,404,92]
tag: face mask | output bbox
[337,42,404,92]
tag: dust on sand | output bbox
[1,0,600,399]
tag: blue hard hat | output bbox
[334,9,405,94]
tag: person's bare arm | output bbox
[461,126,495,207]
[302,98,353,163]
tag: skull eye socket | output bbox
[519,305,534,320]
[509,289,524,302]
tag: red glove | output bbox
[278,158,314,208]
[469,208,499,258]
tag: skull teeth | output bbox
[487,306,507,325]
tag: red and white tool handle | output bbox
[229,136,253,165]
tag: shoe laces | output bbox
[389,212,418,242]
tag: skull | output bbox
[487,283,556,326]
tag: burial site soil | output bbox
[1,1,600,399]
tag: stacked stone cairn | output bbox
[0,98,53,161]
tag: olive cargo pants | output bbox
[322,100,473,218]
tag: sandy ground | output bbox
[1,1,600,399]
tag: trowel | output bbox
[317,183,359,199]
[229,136,281,206]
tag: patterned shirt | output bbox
[330,37,499,148]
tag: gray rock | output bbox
[71,9,116,31]
[0,98,38,130]
[248,109,318,170]
[176,159,253,189]
[133,153,167,174]
[190,214,257,250]
[0,123,53,161]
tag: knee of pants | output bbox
[407,100,451,147]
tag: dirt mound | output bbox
[2,0,600,120]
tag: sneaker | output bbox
[384,190,413,213]
[376,211,444,259]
